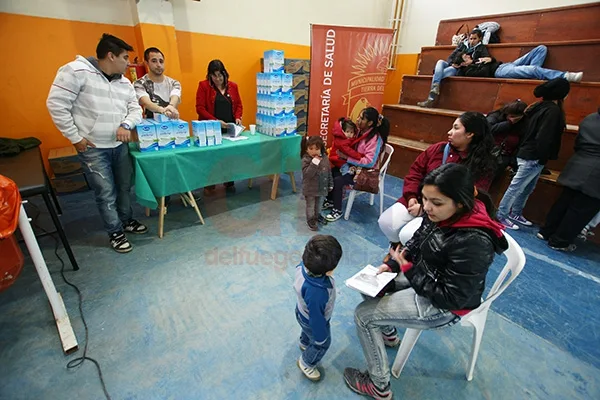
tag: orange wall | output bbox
[0,11,417,168]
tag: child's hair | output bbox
[498,99,527,117]
[360,107,390,144]
[339,117,357,134]
[470,29,483,39]
[302,235,343,276]
[421,163,497,220]
[300,135,326,158]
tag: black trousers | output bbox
[327,173,355,211]
[540,187,600,247]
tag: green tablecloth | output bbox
[129,132,302,209]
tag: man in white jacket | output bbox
[47,33,145,253]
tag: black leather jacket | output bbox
[388,218,508,311]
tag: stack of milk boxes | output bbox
[137,115,222,152]
[256,50,297,137]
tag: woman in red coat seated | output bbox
[196,60,243,194]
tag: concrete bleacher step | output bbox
[418,39,600,82]
[383,104,578,172]
[435,3,600,45]
[399,75,600,125]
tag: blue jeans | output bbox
[495,45,565,80]
[295,308,331,368]
[354,283,458,389]
[78,143,133,235]
[498,158,544,218]
[430,60,458,98]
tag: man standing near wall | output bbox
[134,47,182,119]
[47,33,146,253]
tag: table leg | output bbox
[158,196,165,238]
[18,204,78,354]
[288,172,297,193]
[145,207,150,217]
[180,193,189,207]
[248,178,253,189]
[185,191,205,225]
[44,169,63,215]
[42,192,79,271]
[270,174,281,200]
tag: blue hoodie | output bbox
[294,263,336,344]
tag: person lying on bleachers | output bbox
[417,29,489,108]
[456,45,583,82]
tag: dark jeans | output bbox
[78,143,133,235]
[327,173,355,211]
[296,309,331,368]
[540,187,600,247]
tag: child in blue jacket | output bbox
[293,235,343,381]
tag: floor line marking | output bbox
[523,247,600,284]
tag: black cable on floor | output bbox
[26,202,111,400]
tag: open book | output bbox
[345,265,397,297]
[226,123,245,137]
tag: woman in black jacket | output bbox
[344,163,508,400]
[538,109,600,251]
[487,100,528,180]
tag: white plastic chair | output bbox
[391,232,525,381]
[344,144,394,220]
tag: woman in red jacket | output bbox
[196,59,243,193]
[378,111,496,248]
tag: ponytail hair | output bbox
[360,107,389,144]
[300,135,326,158]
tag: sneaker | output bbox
[343,368,392,400]
[564,71,583,83]
[109,232,133,253]
[382,328,401,348]
[325,208,342,222]
[317,215,328,225]
[536,232,549,241]
[307,220,318,231]
[322,200,334,210]
[417,98,435,108]
[499,217,519,230]
[549,243,577,252]
[509,214,533,226]
[123,219,148,234]
[297,357,320,381]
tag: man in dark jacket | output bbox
[417,29,489,108]
[538,109,600,251]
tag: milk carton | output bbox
[213,120,222,145]
[155,120,175,150]
[205,120,216,146]
[265,50,284,73]
[281,73,293,94]
[192,120,207,147]
[284,93,295,116]
[153,113,170,123]
[268,73,282,95]
[172,120,191,148]
[136,119,158,152]
[273,94,285,117]
[286,114,297,136]
[275,115,287,137]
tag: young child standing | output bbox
[294,234,343,381]
[301,136,333,231]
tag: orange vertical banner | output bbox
[308,25,394,146]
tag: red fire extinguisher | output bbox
[127,57,147,82]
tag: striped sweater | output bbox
[47,56,143,148]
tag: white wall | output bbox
[397,0,599,54]
[0,0,134,26]
[172,0,394,45]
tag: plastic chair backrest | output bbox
[467,232,525,316]
[379,144,394,179]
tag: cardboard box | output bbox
[292,89,308,105]
[292,74,310,90]
[51,173,90,195]
[294,103,307,116]
[285,59,310,75]
[48,146,82,176]
[296,123,307,135]
[296,116,307,129]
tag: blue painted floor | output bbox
[1,173,599,399]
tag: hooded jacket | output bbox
[329,120,363,168]
[294,263,336,344]
[302,153,334,197]
[457,57,502,78]
[517,101,566,164]
[447,41,490,65]
[387,200,508,315]
[47,56,143,148]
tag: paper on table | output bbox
[345,264,397,297]
[226,123,245,137]
[222,136,249,142]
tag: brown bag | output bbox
[353,167,380,194]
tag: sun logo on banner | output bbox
[343,36,392,122]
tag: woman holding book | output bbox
[343,163,508,400]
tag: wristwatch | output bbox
[120,122,132,130]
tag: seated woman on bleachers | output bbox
[378,112,496,249]
[343,163,508,400]
[487,100,528,180]
[322,107,390,222]
[417,29,489,108]
[457,45,583,82]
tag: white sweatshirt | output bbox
[47,55,143,148]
